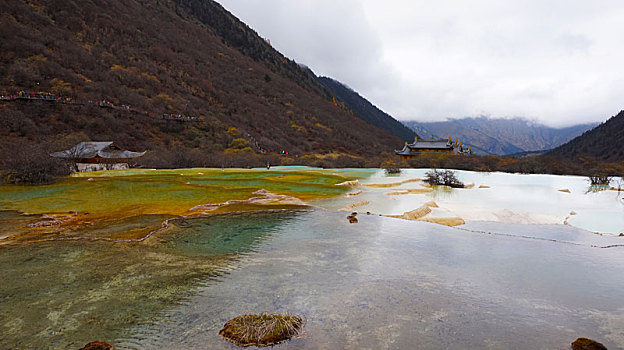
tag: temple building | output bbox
[51,142,146,172]
[395,137,472,159]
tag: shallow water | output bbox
[314,169,624,234]
[0,211,305,349]
[1,168,624,349]
[124,210,624,349]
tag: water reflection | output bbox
[127,210,624,349]
[586,184,611,193]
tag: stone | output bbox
[79,341,113,350]
[571,337,607,350]
[219,314,303,347]
[335,180,360,187]
[347,215,358,223]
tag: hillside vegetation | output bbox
[0,0,401,168]
[547,110,624,162]
[317,77,418,142]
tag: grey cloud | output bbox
[219,0,624,127]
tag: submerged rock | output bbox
[346,190,363,197]
[571,337,607,350]
[340,201,370,211]
[347,215,358,223]
[219,314,304,347]
[79,341,113,350]
[385,188,433,196]
[364,178,421,188]
[335,180,360,187]
[190,189,306,212]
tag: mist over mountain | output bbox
[0,0,402,164]
[404,117,597,155]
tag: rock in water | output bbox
[347,215,358,223]
[571,337,607,350]
[79,341,113,350]
[219,314,304,347]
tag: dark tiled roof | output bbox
[408,141,453,149]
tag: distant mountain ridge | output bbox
[547,110,624,161]
[404,117,597,155]
[317,77,418,142]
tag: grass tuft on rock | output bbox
[571,337,607,350]
[219,313,304,347]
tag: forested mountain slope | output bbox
[317,77,417,142]
[547,110,624,161]
[0,0,401,165]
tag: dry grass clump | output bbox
[219,313,304,347]
[571,337,607,350]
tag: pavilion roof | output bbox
[51,142,146,159]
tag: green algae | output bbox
[0,168,370,346]
[0,168,368,244]
[0,210,301,349]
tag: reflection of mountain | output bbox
[547,110,624,161]
[168,210,302,257]
[317,76,418,141]
[404,117,597,155]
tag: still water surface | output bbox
[1,168,623,349]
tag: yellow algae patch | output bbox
[479,185,491,189]
[340,201,370,211]
[420,217,465,227]
[385,188,434,196]
[558,189,571,193]
[384,201,464,226]
[364,178,421,188]
[386,202,438,220]
[1,168,365,245]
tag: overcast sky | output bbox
[218,0,624,127]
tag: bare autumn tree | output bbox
[0,141,70,184]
